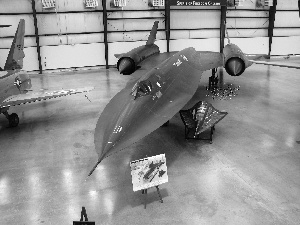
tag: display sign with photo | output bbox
[130,154,168,192]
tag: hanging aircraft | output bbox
[0,19,93,127]
[88,21,291,176]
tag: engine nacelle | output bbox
[223,43,250,76]
[115,44,160,75]
[116,57,136,75]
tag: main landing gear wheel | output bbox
[1,110,19,127]
[5,113,19,127]
[8,113,19,127]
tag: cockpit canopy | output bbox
[131,80,153,99]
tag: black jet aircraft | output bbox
[0,19,93,127]
[88,21,276,176]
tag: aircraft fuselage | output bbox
[0,70,31,106]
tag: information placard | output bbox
[130,154,168,192]
[169,0,226,6]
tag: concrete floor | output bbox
[0,62,300,225]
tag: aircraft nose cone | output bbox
[118,58,135,75]
[225,57,245,76]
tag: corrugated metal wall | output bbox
[0,0,299,71]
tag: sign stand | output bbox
[73,206,95,225]
[208,68,218,90]
[142,185,163,209]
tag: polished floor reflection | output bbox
[0,63,300,225]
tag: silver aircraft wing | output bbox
[0,87,94,109]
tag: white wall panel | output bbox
[108,40,167,65]
[0,47,39,71]
[0,15,35,37]
[41,43,105,69]
[108,31,165,42]
[224,37,269,54]
[171,29,220,39]
[277,0,299,10]
[227,28,268,38]
[271,36,300,55]
[155,40,167,53]
[273,28,300,37]
[170,38,220,52]
[107,11,164,19]
[275,12,300,27]
[37,12,103,35]
[37,14,63,35]
[226,10,269,18]
[23,47,40,71]
[227,18,269,29]
[0,0,32,13]
[39,33,104,46]
[58,12,103,33]
[0,49,7,69]
[107,18,165,32]
[170,11,220,29]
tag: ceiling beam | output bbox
[164,0,170,52]
[31,0,43,74]
[220,5,227,53]
[102,0,109,69]
[268,0,277,58]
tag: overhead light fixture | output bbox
[41,0,56,9]
[85,0,98,8]
[227,0,244,7]
[112,0,126,7]
[264,0,273,6]
[150,0,164,7]
[256,0,273,7]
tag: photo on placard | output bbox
[130,154,168,192]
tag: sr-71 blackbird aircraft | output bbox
[88,21,297,176]
[0,19,93,127]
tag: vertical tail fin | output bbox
[146,21,158,46]
[4,19,25,71]
[225,23,231,44]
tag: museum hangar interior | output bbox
[0,0,300,224]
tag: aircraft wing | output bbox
[125,51,224,88]
[249,59,300,69]
[0,87,93,109]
